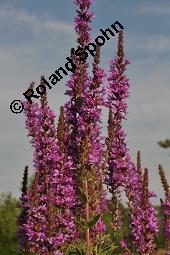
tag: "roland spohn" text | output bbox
[23,20,124,104]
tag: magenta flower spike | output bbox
[23,80,76,254]
[161,200,170,254]
[105,31,141,203]
[105,32,158,253]
[64,0,108,249]
[128,169,158,254]
[159,165,170,254]
[23,89,49,253]
[16,166,29,253]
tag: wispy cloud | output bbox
[140,37,170,52]
[0,6,73,36]
[139,4,170,15]
[127,35,170,53]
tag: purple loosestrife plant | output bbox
[23,80,76,254]
[105,31,141,202]
[74,0,93,47]
[159,164,170,254]
[120,159,158,255]
[23,82,47,253]
[105,31,158,254]
[105,108,122,236]
[84,45,108,242]
[24,95,53,253]
[161,199,170,255]
[64,0,93,166]
[104,31,140,242]
[51,105,77,250]
[128,168,158,255]
[64,3,94,249]
[64,0,93,185]
[65,0,107,252]
[16,166,29,253]
[121,155,158,255]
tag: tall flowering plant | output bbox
[104,31,135,237]
[127,168,158,255]
[17,166,29,253]
[17,0,160,254]
[65,0,108,252]
[105,31,141,203]
[159,164,170,254]
[119,154,158,255]
[105,31,158,254]
[23,80,76,254]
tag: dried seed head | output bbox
[90,45,101,90]
[141,168,149,209]
[136,150,142,178]
[117,30,124,65]
[40,76,48,108]
[159,164,169,198]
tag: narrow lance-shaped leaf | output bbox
[88,214,101,229]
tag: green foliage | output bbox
[88,214,101,229]
[0,193,19,255]
[96,234,118,255]
[0,193,165,254]
[64,243,86,255]
[103,205,165,253]
[158,139,170,149]
[78,187,87,204]
[64,235,118,255]
[154,205,165,250]
[103,205,129,244]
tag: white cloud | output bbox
[0,6,73,36]
[127,35,170,53]
[139,4,170,15]
[138,37,170,52]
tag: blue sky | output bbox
[0,0,170,204]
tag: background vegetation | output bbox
[0,193,165,254]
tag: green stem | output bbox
[84,180,90,255]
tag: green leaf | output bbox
[96,234,119,255]
[158,139,170,148]
[64,245,79,255]
[64,244,85,255]
[78,187,87,204]
[73,217,86,230]
[88,214,101,229]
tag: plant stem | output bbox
[84,179,90,255]
[166,221,170,254]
